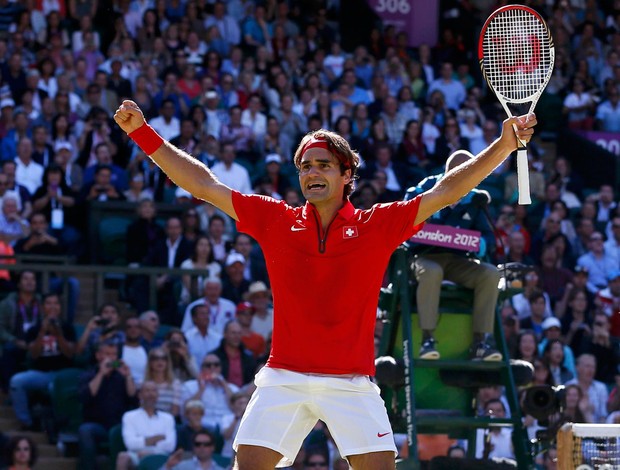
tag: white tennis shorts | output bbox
[233,367,397,467]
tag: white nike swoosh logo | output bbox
[291,226,307,232]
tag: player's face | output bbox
[299,148,349,205]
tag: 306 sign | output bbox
[373,0,411,14]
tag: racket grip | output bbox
[516,149,532,205]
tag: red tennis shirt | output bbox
[232,191,424,376]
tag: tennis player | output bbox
[114,100,536,470]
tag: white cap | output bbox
[0,98,15,109]
[265,153,281,164]
[54,141,72,152]
[248,281,268,296]
[541,316,561,331]
[225,252,246,267]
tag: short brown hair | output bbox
[293,129,360,199]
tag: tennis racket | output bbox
[478,5,554,205]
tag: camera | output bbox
[108,360,122,369]
[95,317,110,327]
[169,340,181,348]
[48,318,59,327]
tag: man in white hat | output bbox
[246,281,273,341]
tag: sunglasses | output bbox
[194,441,214,447]
[16,447,30,451]
[202,362,221,368]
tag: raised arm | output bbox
[415,114,536,225]
[113,100,238,220]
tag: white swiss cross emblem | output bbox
[343,226,358,239]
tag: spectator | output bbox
[211,143,253,195]
[520,291,550,340]
[76,303,125,363]
[579,312,620,384]
[0,196,29,247]
[150,99,181,142]
[181,353,238,431]
[561,288,593,353]
[121,317,148,388]
[2,160,33,220]
[219,392,250,461]
[9,293,76,429]
[124,171,153,202]
[363,143,408,198]
[380,96,407,148]
[566,353,609,423]
[595,269,620,338]
[0,271,39,392]
[475,398,514,460]
[577,232,617,294]
[4,435,37,470]
[245,281,273,341]
[81,142,128,191]
[562,78,596,130]
[144,347,182,418]
[221,252,250,305]
[116,381,176,470]
[176,400,206,451]
[14,137,43,196]
[514,329,539,365]
[163,328,198,382]
[139,310,162,352]
[144,216,194,325]
[209,320,257,388]
[595,185,617,227]
[180,235,221,306]
[595,86,620,131]
[78,342,138,470]
[170,118,199,156]
[236,301,265,358]
[204,1,241,47]
[81,164,124,203]
[537,243,574,306]
[427,62,466,111]
[31,163,81,256]
[182,277,236,335]
[298,450,329,470]
[125,199,165,265]
[184,303,222,369]
[163,429,227,470]
[53,141,83,193]
[561,384,592,423]
[542,337,574,385]
[433,116,470,168]
[572,217,596,260]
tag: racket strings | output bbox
[483,9,553,101]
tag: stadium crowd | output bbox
[0,0,618,468]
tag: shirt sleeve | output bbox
[122,412,146,451]
[232,191,287,241]
[157,413,177,453]
[375,195,425,248]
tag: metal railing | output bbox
[0,255,213,316]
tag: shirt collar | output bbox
[303,200,355,222]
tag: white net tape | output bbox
[482,8,553,102]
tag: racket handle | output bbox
[516,148,532,205]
